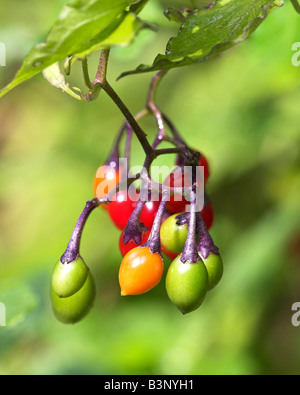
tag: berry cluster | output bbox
[51,70,223,324]
[94,151,222,313]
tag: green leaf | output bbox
[120,0,284,77]
[0,0,149,99]
[164,8,192,24]
[75,12,154,59]
[42,63,83,101]
[0,284,38,328]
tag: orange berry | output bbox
[93,164,122,209]
[119,247,164,296]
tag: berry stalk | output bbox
[143,195,168,254]
[61,199,99,264]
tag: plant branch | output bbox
[162,113,186,145]
[94,50,110,84]
[85,50,110,101]
[101,80,153,156]
[147,71,168,149]
[82,58,92,89]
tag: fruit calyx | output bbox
[122,200,148,246]
[196,212,219,259]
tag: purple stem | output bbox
[61,199,99,264]
[143,196,168,255]
[196,213,219,259]
[162,113,186,146]
[125,124,133,162]
[181,190,200,263]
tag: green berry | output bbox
[161,213,188,254]
[166,255,208,315]
[52,256,89,298]
[202,253,224,290]
[51,272,96,324]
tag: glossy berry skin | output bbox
[108,191,135,230]
[164,167,205,215]
[119,247,164,296]
[176,152,210,183]
[160,213,188,254]
[94,163,122,208]
[201,201,214,230]
[201,253,223,290]
[166,256,208,315]
[51,272,96,324]
[199,154,210,183]
[119,230,151,257]
[108,191,160,231]
[140,199,161,229]
[164,168,190,215]
[52,257,89,298]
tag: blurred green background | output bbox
[0,0,300,375]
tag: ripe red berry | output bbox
[108,190,135,230]
[199,154,210,183]
[119,230,151,257]
[176,152,210,183]
[201,201,214,230]
[140,199,161,229]
[164,168,190,214]
[164,166,206,215]
[108,191,160,231]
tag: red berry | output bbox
[108,191,135,230]
[164,168,190,214]
[201,201,214,230]
[140,199,161,229]
[108,191,160,231]
[119,230,150,257]
[176,151,210,183]
[164,167,204,215]
[199,154,210,183]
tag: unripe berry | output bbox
[201,253,223,290]
[52,256,89,298]
[160,213,188,254]
[51,272,96,324]
[166,256,208,315]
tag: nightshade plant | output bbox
[1,0,299,323]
